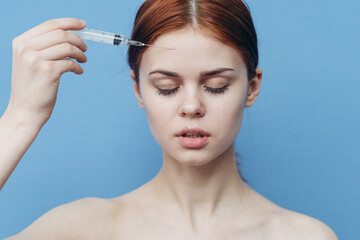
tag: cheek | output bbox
[210,88,246,118]
[216,103,244,131]
[141,91,175,141]
[209,92,247,141]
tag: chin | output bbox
[165,149,224,168]
[177,158,213,167]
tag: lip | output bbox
[175,127,210,149]
[175,127,210,137]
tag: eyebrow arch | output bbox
[148,68,235,78]
[148,70,180,78]
[200,68,235,77]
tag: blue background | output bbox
[0,0,359,239]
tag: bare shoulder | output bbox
[268,209,338,240]
[5,197,117,240]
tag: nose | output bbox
[178,91,205,118]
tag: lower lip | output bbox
[177,136,209,148]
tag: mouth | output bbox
[175,127,210,148]
[175,127,210,138]
[180,133,206,138]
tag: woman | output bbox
[1,0,338,239]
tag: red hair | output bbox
[128,0,258,83]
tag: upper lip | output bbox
[175,127,210,137]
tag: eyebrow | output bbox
[148,68,235,78]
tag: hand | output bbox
[6,18,88,127]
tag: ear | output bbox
[245,68,263,108]
[131,70,144,109]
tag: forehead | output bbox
[139,27,246,76]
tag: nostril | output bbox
[179,99,205,117]
[180,110,204,118]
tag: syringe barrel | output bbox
[68,28,126,47]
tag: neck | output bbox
[149,144,250,231]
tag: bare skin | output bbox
[0,18,87,191]
[2,21,338,239]
[6,186,337,239]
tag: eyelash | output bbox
[158,87,179,96]
[157,86,229,96]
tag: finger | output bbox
[56,59,84,75]
[29,29,87,52]
[41,43,87,63]
[20,18,86,41]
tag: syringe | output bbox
[68,28,174,50]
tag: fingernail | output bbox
[79,20,86,27]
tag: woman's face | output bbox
[132,27,261,166]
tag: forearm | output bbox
[0,110,42,191]
[1,18,87,192]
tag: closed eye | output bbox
[157,87,179,96]
[204,86,229,94]
[157,86,229,96]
